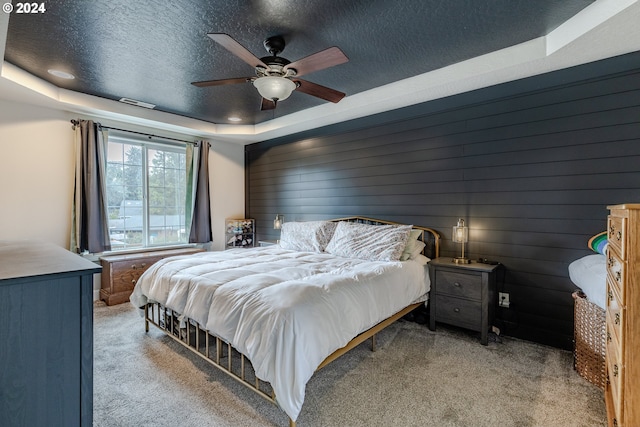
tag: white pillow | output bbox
[400,229,424,261]
[568,254,606,309]
[279,221,337,252]
[325,222,412,261]
[402,239,426,261]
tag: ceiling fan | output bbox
[192,33,349,110]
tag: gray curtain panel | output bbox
[188,141,212,243]
[70,119,111,253]
[185,142,195,237]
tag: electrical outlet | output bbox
[499,292,510,308]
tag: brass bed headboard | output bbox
[330,216,440,259]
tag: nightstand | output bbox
[428,257,501,345]
[258,240,278,247]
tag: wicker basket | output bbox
[572,290,606,389]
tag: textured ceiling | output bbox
[4,0,596,126]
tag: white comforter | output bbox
[130,247,430,421]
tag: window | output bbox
[105,134,188,251]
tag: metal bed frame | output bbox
[142,217,440,426]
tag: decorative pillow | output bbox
[588,231,608,255]
[403,239,426,261]
[400,229,423,261]
[324,222,412,261]
[279,221,337,252]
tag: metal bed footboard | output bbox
[144,302,277,403]
[144,300,422,426]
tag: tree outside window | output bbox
[105,136,187,250]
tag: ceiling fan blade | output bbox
[261,98,276,111]
[191,77,253,87]
[207,33,269,69]
[284,47,348,77]
[293,79,346,103]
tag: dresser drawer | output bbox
[606,251,626,304]
[435,294,482,331]
[607,215,627,259]
[108,260,152,292]
[606,316,623,369]
[606,336,624,426]
[435,270,482,300]
[606,278,625,347]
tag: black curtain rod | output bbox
[99,124,197,145]
[70,120,197,145]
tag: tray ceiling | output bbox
[2,0,639,142]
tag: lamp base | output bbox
[453,257,471,264]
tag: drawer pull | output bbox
[453,308,460,313]
[615,313,620,325]
[132,279,137,284]
[608,290,613,302]
[616,231,622,241]
[453,282,461,287]
[609,224,615,237]
[615,271,621,282]
[608,257,614,267]
[613,418,618,427]
[613,364,618,377]
[132,264,137,270]
[607,332,612,342]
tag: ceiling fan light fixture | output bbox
[253,76,296,102]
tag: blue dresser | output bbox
[0,241,101,426]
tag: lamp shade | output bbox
[253,76,296,101]
[274,214,284,230]
[452,218,470,263]
[452,218,469,243]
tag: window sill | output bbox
[93,243,202,258]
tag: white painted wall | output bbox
[0,100,75,246]
[209,139,245,251]
[0,98,245,298]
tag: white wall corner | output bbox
[546,0,638,55]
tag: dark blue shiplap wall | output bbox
[246,51,640,349]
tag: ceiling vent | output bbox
[119,97,156,109]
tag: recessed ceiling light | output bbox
[228,117,242,122]
[47,69,75,79]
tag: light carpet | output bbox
[93,302,606,427]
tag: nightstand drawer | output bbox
[435,294,482,331]
[435,270,481,300]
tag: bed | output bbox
[129,217,440,425]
